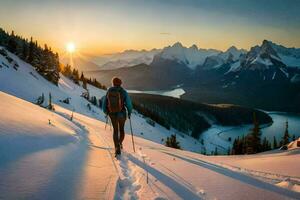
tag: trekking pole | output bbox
[142,156,148,184]
[105,115,108,130]
[109,117,112,131]
[129,117,136,153]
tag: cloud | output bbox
[160,32,171,35]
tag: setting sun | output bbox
[0,1,300,199]
[66,42,76,53]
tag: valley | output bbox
[84,40,300,113]
[1,1,300,199]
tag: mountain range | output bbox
[83,40,300,112]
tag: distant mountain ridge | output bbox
[92,42,245,71]
[84,40,300,112]
[92,48,161,70]
[61,56,101,72]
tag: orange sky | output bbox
[1,0,299,56]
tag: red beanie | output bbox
[112,77,122,86]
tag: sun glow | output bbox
[66,42,76,53]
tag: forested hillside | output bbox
[0,28,60,84]
[130,93,273,139]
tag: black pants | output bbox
[109,115,126,151]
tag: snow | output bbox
[1,49,300,199]
[95,49,161,70]
[220,46,246,61]
[0,48,203,155]
[0,91,80,159]
[0,92,118,199]
[226,60,241,73]
[276,180,300,193]
[287,137,300,150]
[251,56,273,66]
[115,137,300,199]
[279,67,289,78]
[291,74,300,83]
[2,92,300,199]
[280,54,300,68]
[272,72,277,80]
[160,42,220,70]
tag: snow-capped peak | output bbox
[159,42,220,70]
[96,40,300,71]
[172,42,184,48]
[97,48,162,70]
[241,40,286,69]
[260,40,281,59]
[201,46,246,70]
[220,46,246,61]
[264,40,300,67]
[189,44,198,51]
[227,46,238,51]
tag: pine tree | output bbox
[48,92,54,110]
[72,68,79,84]
[0,29,60,85]
[165,134,181,149]
[7,31,17,53]
[262,137,268,151]
[91,96,97,106]
[82,79,87,90]
[28,37,35,63]
[227,147,231,155]
[249,112,261,153]
[273,136,278,149]
[232,138,238,154]
[36,93,44,105]
[281,120,290,146]
[245,134,253,154]
[214,147,218,155]
[63,64,72,77]
[21,40,28,60]
[80,72,85,81]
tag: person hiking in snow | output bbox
[102,77,133,156]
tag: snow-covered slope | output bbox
[1,49,300,199]
[287,137,300,150]
[2,90,299,199]
[201,46,246,70]
[0,91,81,161]
[0,47,203,153]
[219,46,247,61]
[0,92,119,199]
[269,40,300,68]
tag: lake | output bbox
[128,88,185,98]
[219,112,300,142]
[200,112,300,155]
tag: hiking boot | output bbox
[115,148,121,157]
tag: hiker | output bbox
[102,77,133,156]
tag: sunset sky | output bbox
[1,0,300,55]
